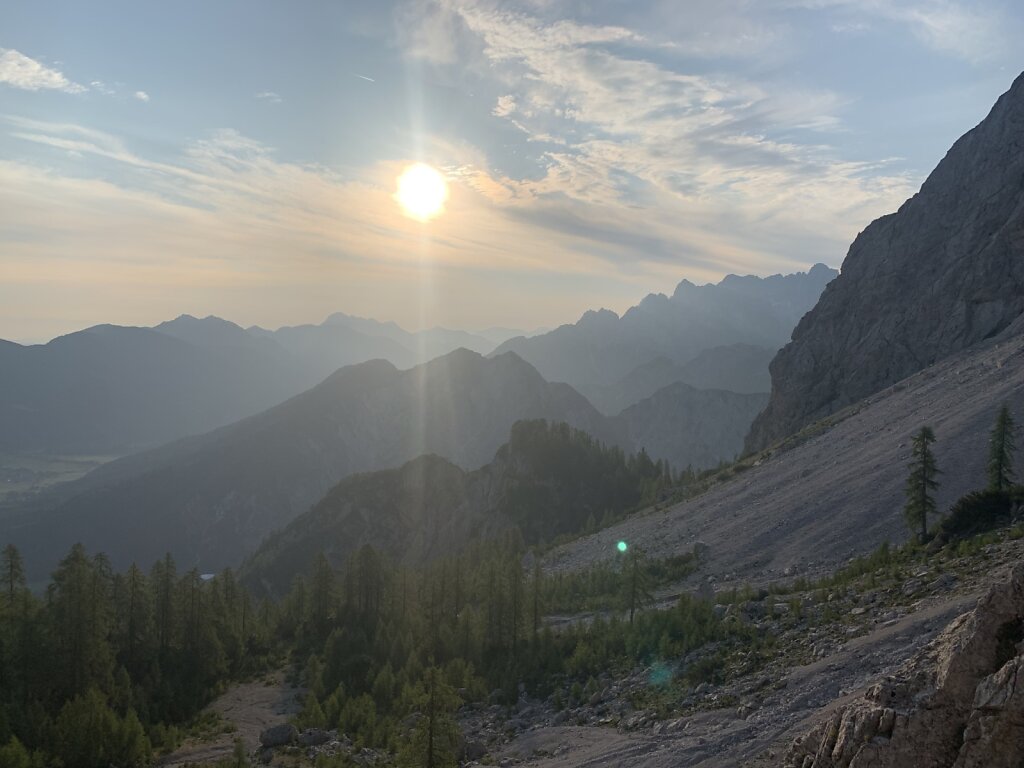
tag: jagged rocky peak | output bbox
[577,307,620,326]
[747,72,1024,453]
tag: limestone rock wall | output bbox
[748,71,1024,453]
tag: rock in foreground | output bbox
[782,565,1024,767]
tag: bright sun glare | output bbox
[395,163,449,221]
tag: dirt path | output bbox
[494,589,984,768]
[159,670,302,767]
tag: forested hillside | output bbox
[241,419,675,596]
[0,544,275,766]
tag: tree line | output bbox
[0,545,277,767]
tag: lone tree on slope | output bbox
[904,426,941,543]
[624,546,652,625]
[988,404,1017,493]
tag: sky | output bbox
[1,0,1022,343]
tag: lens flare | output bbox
[395,163,448,221]
[617,541,628,553]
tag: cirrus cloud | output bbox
[0,48,86,93]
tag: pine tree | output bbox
[1,546,24,610]
[530,556,543,639]
[309,553,336,642]
[151,553,177,656]
[112,564,153,679]
[48,545,114,699]
[624,547,652,625]
[903,426,941,542]
[397,666,459,768]
[988,405,1017,492]
[0,736,36,768]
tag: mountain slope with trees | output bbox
[2,348,768,578]
[240,420,671,597]
[2,350,615,577]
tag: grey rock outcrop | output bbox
[259,723,298,748]
[748,71,1024,453]
[781,565,1024,767]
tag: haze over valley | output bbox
[2,3,1024,767]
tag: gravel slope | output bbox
[546,323,1024,586]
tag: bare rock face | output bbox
[781,565,1024,767]
[747,71,1024,453]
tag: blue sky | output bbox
[1,0,1022,342]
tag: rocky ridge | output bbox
[748,71,1024,453]
[495,265,835,407]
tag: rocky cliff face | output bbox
[782,565,1024,768]
[747,72,1024,453]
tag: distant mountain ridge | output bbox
[748,72,1024,453]
[0,313,529,455]
[590,344,775,415]
[493,264,836,411]
[2,349,613,575]
[3,348,768,577]
[0,265,830,456]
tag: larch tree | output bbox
[398,666,459,768]
[2,545,24,610]
[903,426,941,543]
[624,546,652,625]
[988,404,1017,492]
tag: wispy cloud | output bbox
[133,90,150,102]
[406,1,915,275]
[0,49,86,93]
[787,0,1014,62]
[492,94,516,117]
[255,90,282,103]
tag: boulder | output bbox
[298,728,333,747]
[259,723,298,748]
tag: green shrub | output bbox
[938,490,1013,540]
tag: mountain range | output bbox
[494,264,835,412]
[0,314,526,455]
[0,267,832,456]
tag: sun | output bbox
[395,163,448,221]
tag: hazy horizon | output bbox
[3,1,1023,342]
[0,261,829,346]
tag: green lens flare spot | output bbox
[617,541,628,553]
